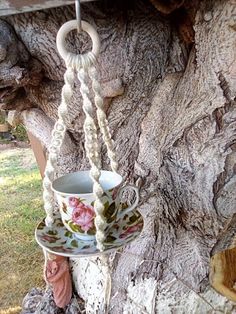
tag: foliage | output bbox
[0,111,6,124]
[11,124,28,142]
[0,148,45,312]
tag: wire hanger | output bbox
[75,0,81,33]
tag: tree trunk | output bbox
[1,0,236,312]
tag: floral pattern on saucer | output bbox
[35,210,143,257]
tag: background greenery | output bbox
[0,148,45,313]
[11,124,28,142]
[0,110,28,143]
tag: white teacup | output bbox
[52,170,139,240]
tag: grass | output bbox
[0,148,45,313]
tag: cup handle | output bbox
[116,185,139,218]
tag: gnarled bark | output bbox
[0,0,236,313]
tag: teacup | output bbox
[52,170,139,240]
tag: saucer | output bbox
[35,210,143,257]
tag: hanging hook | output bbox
[75,0,81,33]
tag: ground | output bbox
[0,148,45,313]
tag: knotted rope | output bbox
[43,66,75,226]
[88,66,118,173]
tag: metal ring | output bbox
[75,0,81,33]
[56,20,101,61]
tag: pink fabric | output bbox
[45,255,72,308]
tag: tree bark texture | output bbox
[1,0,236,313]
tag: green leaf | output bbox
[105,235,116,243]
[56,221,64,227]
[68,221,79,232]
[128,215,139,225]
[103,202,116,219]
[87,226,96,235]
[65,231,73,238]
[121,202,129,210]
[62,202,67,213]
[106,217,113,223]
[68,221,84,233]
[47,230,58,236]
[38,222,45,230]
[71,239,78,248]
[104,201,110,211]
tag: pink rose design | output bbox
[119,223,143,239]
[112,187,119,200]
[69,197,80,208]
[41,234,60,243]
[72,203,95,232]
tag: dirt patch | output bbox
[0,147,37,170]
[0,141,30,151]
[19,148,37,170]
